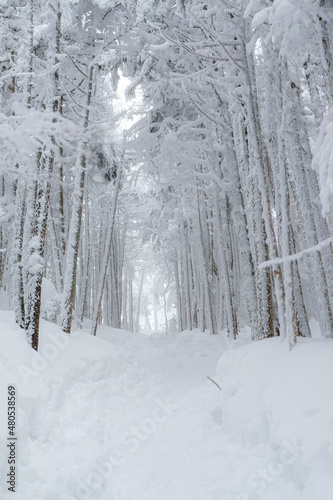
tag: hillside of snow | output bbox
[0,310,333,500]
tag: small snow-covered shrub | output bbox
[41,278,62,324]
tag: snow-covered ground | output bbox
[0,310,333,500]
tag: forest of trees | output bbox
[0,0,333,351]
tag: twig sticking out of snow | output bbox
[207,376,222,391]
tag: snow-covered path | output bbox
[1,312,333,500]
[103,330,228,500]
[67,328,230,500]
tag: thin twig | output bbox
[207,376,222,391]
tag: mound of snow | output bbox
[215,336,333,500]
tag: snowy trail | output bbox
[1,312,333,500]
[89,328,230,500]
[105,332,289,500]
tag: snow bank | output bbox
[215,335,333,500]
[0,311,135,500]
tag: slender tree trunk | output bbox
[135,271,144,333]
[62,64,94,333]
[128,277,134,332]
[25,150,54,351]
[12,180,26,328]
[173,252,183,332]
[90,173,121,336]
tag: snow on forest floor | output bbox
[0,310,333,500]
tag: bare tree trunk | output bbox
[128,277,134,332]
[62,64,94,334]
[12,180,26,328]
[26,150,54,351]
[90,173,121,336]
[135,271,144,333]
[173,250,183,332]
